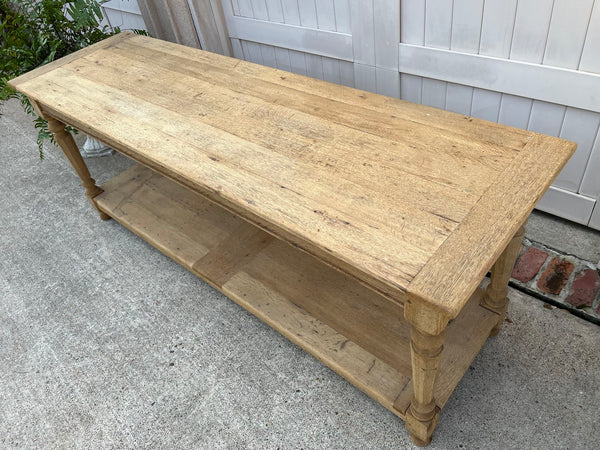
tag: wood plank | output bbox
[24,73,429,300]
[333,0,351,34]
[81,46,514,194]
[444,0,483,116]
[536,185,596,226]
[373,0,399,70]
[397,44,600,113]
[240,239,412,375]
[225,14,353,61]
[348,0,375,65]
[97,164,411,418]
[394,288,498,413]
[192,225,273,287]
[100,41,518,189]
[555,109,600,192]
[50,65,463,246]
[280,0,300,25]
[510,0,554,63]
[580,130,600,198]
[224,270,410,418]
[407,135,576,317]
[122,34,534,151]
[543,0,595,69]
[478,0,517,58]
[12,33,575,317]
[588,201,600,230]
[421,0,451,109]
[579,1,600,73]
[95,164,499,420]
[7,32,132,89]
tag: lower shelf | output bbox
[95,164,498,419]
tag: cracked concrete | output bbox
[1,99,599,448]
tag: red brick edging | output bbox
[510,239,600,323]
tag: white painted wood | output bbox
[280,0,301,25]
[478,0,517,57]
[371,0,399,98]
[397,44,600,113]
[445,0,483,116]
[315,0,336,31]
[399,0,424,103]
[103,8,147,31]
[243,40,263,63]
[305,53,324,80]
[251,0,269,20]
[555,109,600,192]
[472,0,518,127]
[322,57,341,84]
[230,38,244,58]
[225,16,353,60]
[231,0,241,16]
[237,0,254,18]
[470,89,501,122]
[259,43,277,68]
[421,0,451,111]
[424,0,452,49]
[288,49,308,75]
[400,0,424,45]
[400,74,423,104]
[528,102,566,137]
[349,0,374,65]
[103,0,142,14]
[588,202,600,230]
[445,83,473,115]
[274,47,292,71]
[498,95,532,129]
[376,67,400,98]
[354,63,377,93]
[450,0,484,53]
[580,132,600,198]
[264,0,284,22]
[536,186,597,226]
[339,61,355,87]
[544,0,595,69]
[579,2,600,73]
[510,0,554,63]
[422,78,446,109]
[373,0,399,70]
[333,0,351,34]
[297,1,318,28]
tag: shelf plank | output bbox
[95,164,499,419]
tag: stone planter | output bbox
[81,135,113,157]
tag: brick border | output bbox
[509,238,600,325]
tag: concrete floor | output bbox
[2,100,600,448]
[526,211,600,264]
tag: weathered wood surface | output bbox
[8,32,575,319]
[94,164,498,421]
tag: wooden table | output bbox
[9,32,575,446]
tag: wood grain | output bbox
[407,135,575,321]
[9,32,575,318]
[94,164,498,422]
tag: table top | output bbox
[9,32,575,318]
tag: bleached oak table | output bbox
[9,32,575,446]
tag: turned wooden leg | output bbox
[480,225,526,336]
[46,117,110,220]
[405,326,445,447]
